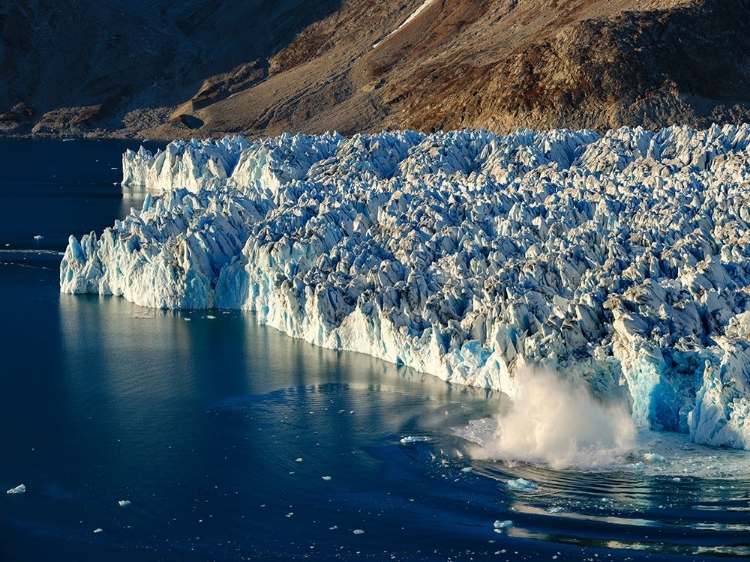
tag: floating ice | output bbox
[506,478,538,491]
[353,529,365,535]
[93,528,103,533]
[62,126,750,450]
[33,235,43,240]
[118,500,131,507]
[400,436,431,445]
[493,519,513,532]
[6,484,26,494]
[322,476,332,481]
[643,453,666,463]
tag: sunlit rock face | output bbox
[62,126,750,449]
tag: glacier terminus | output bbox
[60,126,750,450]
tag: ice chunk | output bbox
[6,484,26,494]
[400,436,431,445]
[506,478,538,491]
[493,520,513,532]
[33,235,43,240]
[643,453,666,463]
[93,528,103,533]
[353,529,365,535]
[118,500,131,507]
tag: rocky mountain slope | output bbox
[1,0,749,138]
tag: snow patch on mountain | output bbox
[372,0,438,49]
[62,125,750,449]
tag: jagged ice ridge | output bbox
[61,126,750,449]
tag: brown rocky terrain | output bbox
[1,0,749,139]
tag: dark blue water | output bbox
[1,140,749,562]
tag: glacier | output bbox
[61,125,750,449]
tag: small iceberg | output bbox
[507,478,538,491]
[400,436,430,445]
[118,500,131,507]
[643,452,666,463]
[33,235,44,240]
[493,520,513,533]
[6,484,26,495]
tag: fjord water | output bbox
[1,140,750,562]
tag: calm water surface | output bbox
[1,140,749,561]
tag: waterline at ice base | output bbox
[60,125,750,451]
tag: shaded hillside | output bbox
[1,0,749,138]
[0,0,341,135]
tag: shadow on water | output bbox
[0,139,161,252]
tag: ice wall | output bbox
[63,126,750,449]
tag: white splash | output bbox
[466,368,636,469]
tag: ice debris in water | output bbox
[493,520,513,533]
[61,126,750,449]
[643,452,666,463]
[400,436,431,445]
[118,500,131,507]
[353,529,365,535]
[6,484,26,494]
[507,478,539,491]
[93,528,103,534]
[33,235,43,240]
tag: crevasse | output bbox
[61,126,750,449]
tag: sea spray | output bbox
[466,367,636,469]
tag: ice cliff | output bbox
[61,126,750,449]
